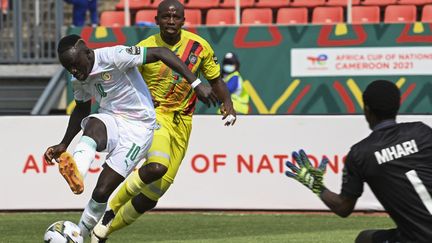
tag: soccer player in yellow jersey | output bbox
[91,0,236,241]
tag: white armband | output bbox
[191,78,202,89]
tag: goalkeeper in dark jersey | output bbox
[285,80,432,243]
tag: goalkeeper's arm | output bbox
[320,189,358,218]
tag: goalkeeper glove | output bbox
[285,149,329,196]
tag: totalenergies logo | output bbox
[307,54,328,65]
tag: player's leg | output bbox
[356,228,401,243]
[78,165,124,237]
[59,116,107,194]
[107,113,172,213]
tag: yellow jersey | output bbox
[137,30,221,116]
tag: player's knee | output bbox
[82,118,107,151]
[138,163,168,184]
[132,193,158,214]
[91,184,113,203]
[355,230,374,243]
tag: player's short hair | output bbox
[363,80,400,119]
[57,34,82,55]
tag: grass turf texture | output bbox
[0,212,394,243]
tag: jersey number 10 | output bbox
[406,170,432,215]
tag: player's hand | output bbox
[44,144,67,165]
[220,102,237,126]
[285,149,328,196]
[194,83,219,108]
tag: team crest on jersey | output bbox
[101,72,112,81]
[212,54,218,64]
[189,53,198,65]
[126,46,141,55]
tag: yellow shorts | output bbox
[141,110,192,201]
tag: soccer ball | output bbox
[44,220,84,243]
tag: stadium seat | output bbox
[100,11,126,27]
[384,5,417,23]
[290,0,325,7]
[206,9,236,26]
[352,6,380,24]
[325,0,361,6]
[255,0,290,8]
[135,10,157,26]
[115,0,151,10]
[241,8,273,25]
[219,0,255,8]
[149,0,185,8]
[312,7,344,24]
[360,0,397,6]
[276,8,308,25]
[184,9,202,26]
[185,0,219,9]
[422,5,432,22]
[398,0,432,5]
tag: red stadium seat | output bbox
[276,8,308,25]
[352,6,380,24]
[255,0,290,8]
[115,0,151,10]
[206,9,236,26]
[361,0,397,6]
[219,0,255,8]
[398,0,432,5]
[312,7,344,24]
[135,10,157,26]
[241,8,273,25]
[384,5,417,23]
[100,11,126,27]
[290,0,325,7]
[422,5,432,22]
[149,0,185,8]
[184,9,202,26]
[185,0,219,9]
[325,0,360,6]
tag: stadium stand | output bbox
[219,0,255,8]
[100,11,126,27]
[397,0,432,5]
[384,5,417,23]
[312,6,344,24]
[135,9,157,25]
[185,0,220,9]
[325,0,361,6]
[361,0,397,6]
[184,9,202,26]
[422,4,432,22]
[241,8,273,25]
[290,0,326,7]
[352,6,380,24]
[115,0,151,10]
[206,9,236,25]
[276,7,308,25]
[254,0,290,8]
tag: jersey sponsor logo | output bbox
[189,53,198,65]
[126,46,141,55]
[374,139,419,164]
[101,72,112,81]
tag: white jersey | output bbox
[71,45,156,128]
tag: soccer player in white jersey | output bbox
[44,34,218,238]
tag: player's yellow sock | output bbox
[109,170,146,213]
[108,200,141,234]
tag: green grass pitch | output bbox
[0,211,394,242]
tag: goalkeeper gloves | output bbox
[285,149,329,196]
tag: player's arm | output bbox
[209,76,236,126]
[320,189,357,217]
[44,100,91,164]
[145,47,218,107]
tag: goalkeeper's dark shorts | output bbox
[372,229,410,243]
